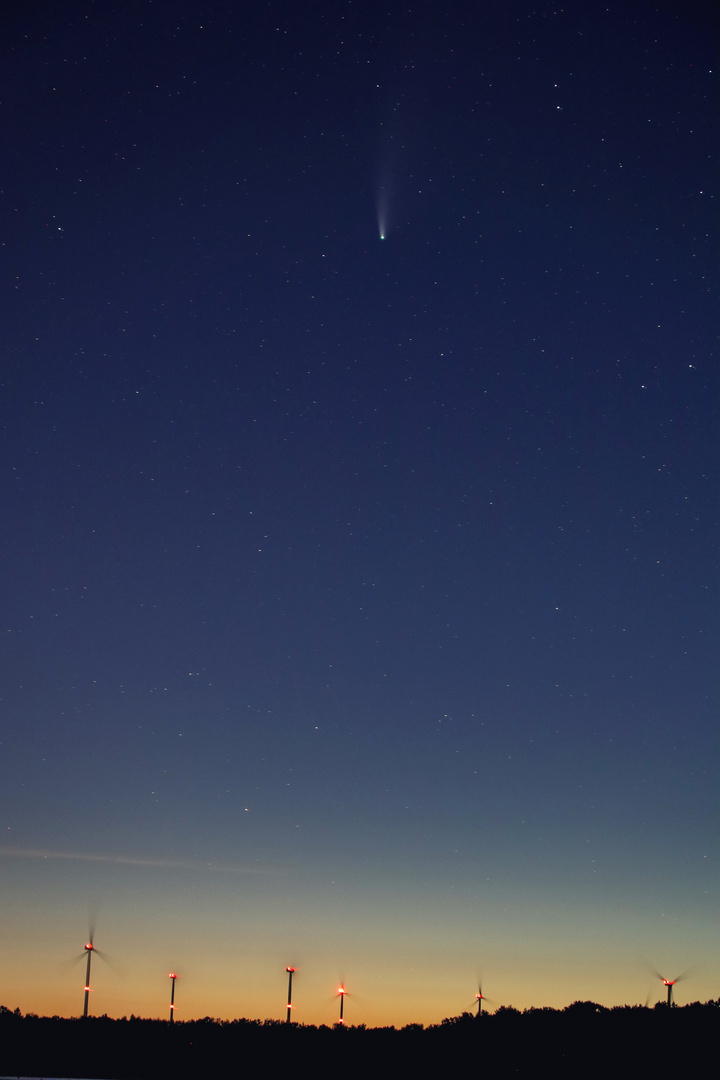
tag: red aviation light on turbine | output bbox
[286,967,295,973]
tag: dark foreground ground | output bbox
[1,1001,718,1079]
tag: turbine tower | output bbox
[337,984,347,1025]
[285,967,295,1023]
[168,973,178,1022]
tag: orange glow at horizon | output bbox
[0,852,716,1027]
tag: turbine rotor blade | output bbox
[95,949,125,977]
[64,952,88,969]
[640,961,665,983]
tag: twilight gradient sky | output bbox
[1,0,717,1026]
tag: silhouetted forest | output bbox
[1,1001,717,1078]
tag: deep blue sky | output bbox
[1,1,717,1024]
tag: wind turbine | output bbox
[73,921,107,1018]
[471,979,497,1016]
[285,967,295,1023]
[82,937,95,1018]
[651,968,688,1006]
[168,972,178,1022]
[475,981,484,1016]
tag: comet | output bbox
[376,183,390,240]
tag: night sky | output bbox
[1,0,717,1026]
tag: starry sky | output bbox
[1,0,717,1026]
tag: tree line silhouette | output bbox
[1,1000,717,1078]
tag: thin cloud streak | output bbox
[0,847,278,874]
